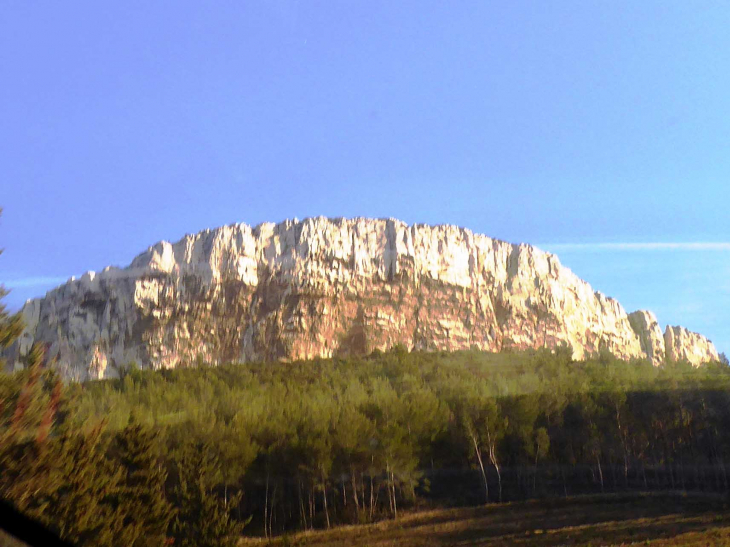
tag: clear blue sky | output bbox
[1,2,728,353]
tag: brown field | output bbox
[241,492,730,546]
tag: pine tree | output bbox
[171,441,245,547]
[112,415,176,546]
[34,425,127,546]
[0,208,23,364]
[0,285,21,361]
[0,345,65,512]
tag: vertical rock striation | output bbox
[664,325,719,364]
[5,217,720,380]
[628,310,666,365]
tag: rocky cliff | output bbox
[5,217,720,380]
[664,325,719,364]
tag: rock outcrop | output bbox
[664,325,719,364]
[628,310,666,365]
[4,217,721,380]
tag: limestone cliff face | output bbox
[664,326,719,364]
[628,311,666,365]
[5,217,721,380]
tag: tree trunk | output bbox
[390,469,398,520]
[309,484,315,531]
[486,431,502,503]
[361,475,366,515]
[386,464,394,516]
[351,470,360,512]
[369,475,375,520]
[298,479,307,529]
[471,433,489,503]
[373,483,380,516]
[269,483,277,536]
[264,467,270,538]
[596,454,604,493]
[322,476,331,529]
[491,453,502,503]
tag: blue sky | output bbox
[0,2,728,353]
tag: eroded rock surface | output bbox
[664,325,719,364]
[5,217,721,380]
[628,310,666,365]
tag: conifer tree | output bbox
[35,425,127,546]
[0,208,23,364]
[0,344,64,514]
[171,441,246,547]
[0,287,21,362]
[112,415,176,546]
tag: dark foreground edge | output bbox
[0,498,74,547]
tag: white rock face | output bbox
[628,310,666,365]
[664,325,719,365]
[3,217,721,380]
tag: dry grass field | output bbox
[241,492,730,546]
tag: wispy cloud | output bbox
[540,242,730,252]
[3,276,69,288]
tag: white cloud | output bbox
[540,242,730,252]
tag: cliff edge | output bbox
[6,217,720,380]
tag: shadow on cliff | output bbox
[335,304,368,357]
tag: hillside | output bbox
[4,347,730,543]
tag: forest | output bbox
[2,333,730,545]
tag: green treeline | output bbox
[3,344,730,544]
[0,358,243,546]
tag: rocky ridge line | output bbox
[5,217,720,380]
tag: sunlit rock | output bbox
[3,217,720,380]
[628,310,666,366]
[664,325,719,366]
